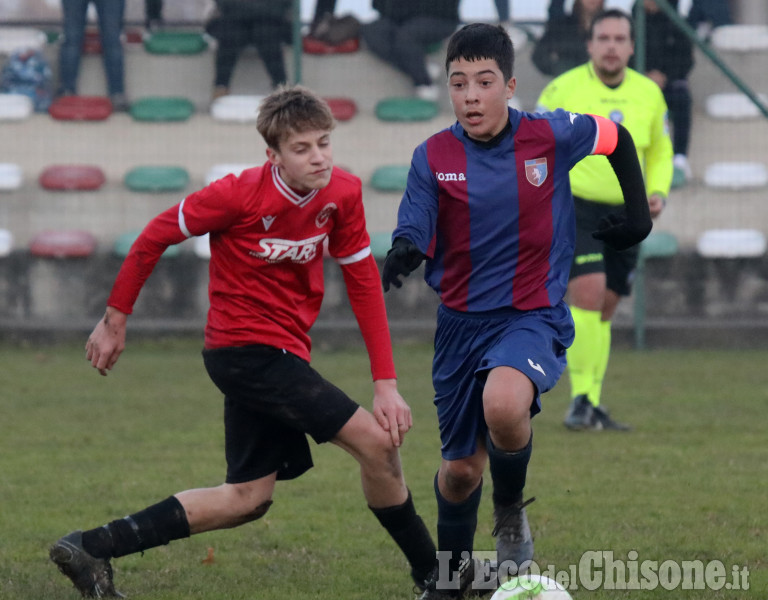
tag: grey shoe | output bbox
[493,498,534,576]
[49,531,123,598]
[564,395,594,430]
[592,405,631,431]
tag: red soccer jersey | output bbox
[108,163,395,378]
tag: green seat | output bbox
[124,166,190,192]
[371,165,409,192]
[114,231,180,258]
[634,231,679,349]
[375,97,439,122]
[130,97,195,122]
[369,232,393,259]
[143,31,208,55]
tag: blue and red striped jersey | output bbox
[393,108,617,312]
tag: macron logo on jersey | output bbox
[262,215,276,231]
[251,233,326,264]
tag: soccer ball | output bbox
[490,574,573,600]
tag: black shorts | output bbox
[569,196,640,296]
[202,344,360,483]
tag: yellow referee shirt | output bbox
[536,61,673,205]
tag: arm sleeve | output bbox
[606,124,652,236]
[107,204,189,314]
[340,254,397,381]
[392,143,439,257]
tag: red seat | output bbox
[39,165,106,191]
[83,28,102,54]
[49,96,113,121]
[302,36,359,54]
[30,230,97,258]
[325,97,357,122]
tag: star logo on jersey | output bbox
[524,158,548,187]
[262,215,276,231]
[315,203,338,229]
[251,233,327,264]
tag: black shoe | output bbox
[493,498,534,577]
[49,531,124,598]
[563,395,594,430]
[591,405,631,431]
[418,557,476,599]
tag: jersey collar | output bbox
[271,164,319,208]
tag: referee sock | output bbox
[567,306,603,401]
[370,490,436,585]
[81,496,191,559]
[589,319,612,407]
[435,472,482,572]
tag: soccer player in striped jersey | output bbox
[49,86,436,598]
[382,23,652,598]
[536,9,673,431]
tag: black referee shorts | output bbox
[569,196,640,296]
[202,344,360,483]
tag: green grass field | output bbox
[0,339,764,599]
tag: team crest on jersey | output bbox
[525,158,548,187]
[250,233,327,264]
[315,203,338,228]
[609,110,624,124]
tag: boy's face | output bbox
[448,57,516,142]
[267,129,333,192]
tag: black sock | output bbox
[82,496,191,559]
[435,472,482,572]
[370,490,436,584]
[488,432,532,507]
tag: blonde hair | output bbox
[256,85,335,150]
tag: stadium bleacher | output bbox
[0,7,767,341]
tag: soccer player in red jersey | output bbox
[49,86,435,598]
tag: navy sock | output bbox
[82,496,190,559]
[488,432,532,507]
[370,490,436,584]
[435,472,482,572]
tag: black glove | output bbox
[592,211,652,251]
[381,237,425,292]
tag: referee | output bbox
[536,8,673,430]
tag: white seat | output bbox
[0,93,34,121]
[710,25,768,52]
[697,229,766,258]
[705,93,768,120]
[204,163,252,186]
[703,162,768,189]
[0,27,47,54]
[0,229,12,257]
[0,163,22,190]
[210,95,265,122]
[193,233,211,259]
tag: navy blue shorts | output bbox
[432,303,574,460]
[202,344,359,483]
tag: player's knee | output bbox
[443,462,482,497]
[241,499,273,523]
[484,393,529,429]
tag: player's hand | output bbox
[382,237,425,292]
[592,212,651,251]
[85,307,128,376]
[372,379,413,447]
[648,193,666,219]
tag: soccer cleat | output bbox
[591,405,631,431]
[418,556,477,600]
[493,498,534,577]
[563,395,594,430]
[49,530,124,598]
